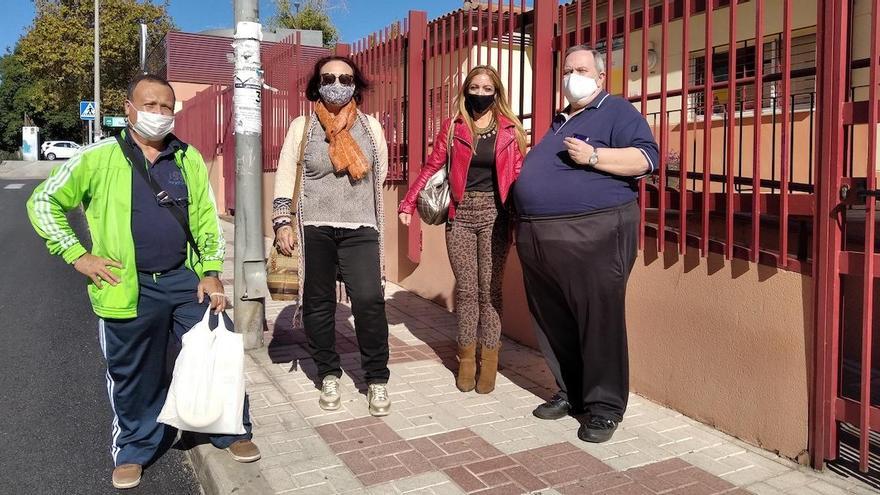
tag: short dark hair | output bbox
[305,56,369,103]
[127,73,176,101]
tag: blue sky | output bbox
[1,0,468,55]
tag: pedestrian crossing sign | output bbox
[80,101,96,120]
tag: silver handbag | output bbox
[416,128,453,225]
[416,166,450,225]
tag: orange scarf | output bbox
[314,101,370,181]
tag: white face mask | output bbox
[563,73,600,105]
[128,102,174,141]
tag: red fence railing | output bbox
[174,84,222,163]
[350,19,409,181]
[535,0,816,273]
[176,3,825,273]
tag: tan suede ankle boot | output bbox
[456,342,477,392]
[476,344,500,394]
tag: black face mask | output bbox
[465,93,495,115]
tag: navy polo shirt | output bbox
[513,91,659,217]
[125,131,190,273]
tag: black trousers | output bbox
[516,201,638,421]
[532,314,570,402]
[302,226,390,384]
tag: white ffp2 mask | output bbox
[563,73,600,105]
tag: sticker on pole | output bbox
[232,31,262,135]
[234,73,262,135]
[80,101,96,121]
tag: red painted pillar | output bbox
[810,0,851,470]
[334,43,351,57]
[531,0,558,144]
[406,10,428,263]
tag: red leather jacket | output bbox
[399,115,524,220]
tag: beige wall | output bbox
[170,82,212,112]
[629,239,812,462]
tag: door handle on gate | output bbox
[840,184,880,203]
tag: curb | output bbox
[186,443,273,495]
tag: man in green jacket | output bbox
[27,74,260,490]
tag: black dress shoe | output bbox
[533,394,572,420]
[577,416,619,443]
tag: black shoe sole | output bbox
[533,406,571,420]
[577,427,618,443]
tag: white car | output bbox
[42,141,81,160]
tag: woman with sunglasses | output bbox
[398,66,527,394]
[272,56,391,416]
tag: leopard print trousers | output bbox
[446,191,510,349]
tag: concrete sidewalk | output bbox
[191,220,877,495]
[0,160,57,180]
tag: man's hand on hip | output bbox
[197,276,227,313]
[73,253,122,289]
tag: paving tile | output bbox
[471,483,527,495]
[764,470,817,490]
[445,465,488,492]
[720,465,780,486]
[359,464,415,486]
[463,455,519,475]
[394,471,459,494]
[746,482,789,494]
[502,465,547,492]
[804,480,855,495]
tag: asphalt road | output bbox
[0,179,201,494]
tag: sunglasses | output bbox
[320,73,355,87]
[156,190,189,209]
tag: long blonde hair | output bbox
[453,65,527,154]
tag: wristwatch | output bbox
[587,148,600,166]
[204,270,220,278]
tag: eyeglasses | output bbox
[320,73,355,87]
[156,190,189,209]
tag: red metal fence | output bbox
[174,36,327,207]
[350,20,409,181]
[172,0,880,471]
[812,0,880,474]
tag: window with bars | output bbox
[688,31,817,116]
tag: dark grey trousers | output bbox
[516,201,639,421]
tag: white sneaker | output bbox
[320,375,341,410]
[367,383,391,417]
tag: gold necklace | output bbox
[475,119,496,136]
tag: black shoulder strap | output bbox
[115,133,202,261]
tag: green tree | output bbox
[0,0,174,151]
[271,0,340,47]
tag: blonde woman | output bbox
[398,65,527,394]
[273,56,391,416]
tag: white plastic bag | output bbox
[158,308,246,435]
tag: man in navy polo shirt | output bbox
[514,45,658,443]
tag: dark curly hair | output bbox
[305,56,370,103]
